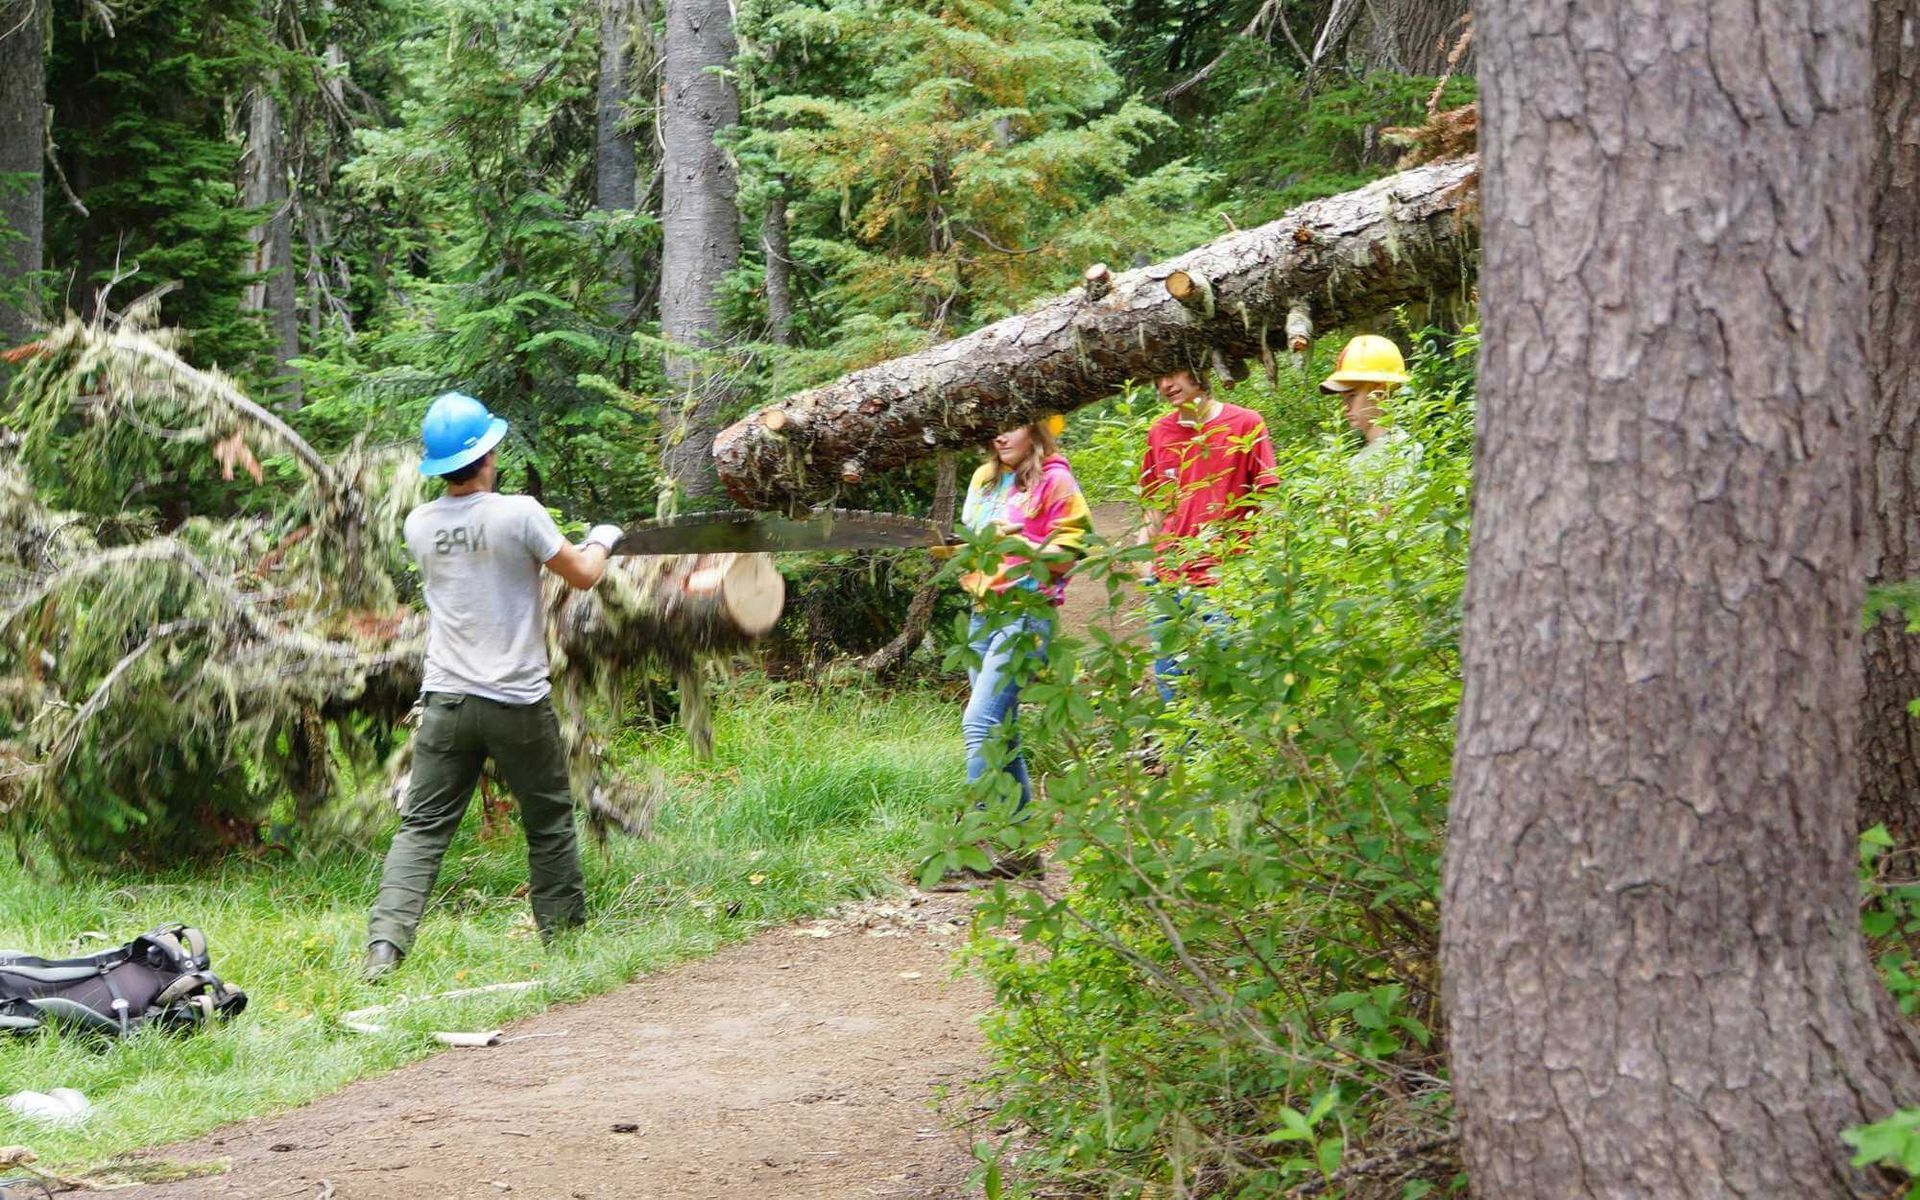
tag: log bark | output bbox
[1861,0,1920,846]
[657,0,741,502]
[0,0,44,346]
[1443,2,1920,1196]
[713,156,1477,511]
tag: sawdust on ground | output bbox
[113,890,993,1200]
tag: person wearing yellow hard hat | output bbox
[1322,335,1424,499]
[947,412,1090,880]
[1320,334,1410,450]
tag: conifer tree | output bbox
[0,0,43,346]
[44,0,273,367]
[746,0,1209,381]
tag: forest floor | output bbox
[102,886,991,1200]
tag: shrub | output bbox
[928,329,1478,1197]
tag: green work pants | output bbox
[367,692,586,955]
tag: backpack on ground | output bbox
[0,923,247,1037]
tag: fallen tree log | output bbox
[0,307,787,858]
[713,156,1478,510]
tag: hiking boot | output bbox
[361,940,404,983]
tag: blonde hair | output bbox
[983,421,1061,496]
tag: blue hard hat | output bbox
[418,392,508,477]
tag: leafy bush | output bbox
[927,329,1478,1196]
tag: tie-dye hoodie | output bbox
[959,454,1093,604]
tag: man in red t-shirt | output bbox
[1136,366,1277,698]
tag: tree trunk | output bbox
[0,0,44,346]
[242,78,300,406]
[1442,3,1920,1197]
[597,0,641,320]
[713,156,1477,510]
[657,0,741,504]
[1355,0,1472,77]
[761,181,792,346]
[1861,0,1920,846]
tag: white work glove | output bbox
[583,524,624,553]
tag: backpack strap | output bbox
[151,971,215,1016]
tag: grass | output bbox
[0,683,962,1169]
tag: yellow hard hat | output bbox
[1320,335,1409,394]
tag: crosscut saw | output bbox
[613,509,959,556]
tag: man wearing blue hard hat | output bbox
[363,393,625,981]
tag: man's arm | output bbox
[543,523,623,591]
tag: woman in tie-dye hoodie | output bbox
[953,415,1091,875]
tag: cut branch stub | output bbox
[1083,262,1113,301]
[712,156,1479,510]
[1166,270,1215,319]
[1286,301,1314,353]
[1286,300,1315,375]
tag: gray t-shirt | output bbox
[404,492,568,704]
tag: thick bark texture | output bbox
[1861,0,1920,844]
[657,0,741,502]
[596,0,642,320]
[1313,0,1473,76]
[0,0,44,346]
[242,79,300,406]
[1356,0,1473,76]
[713,157,1476,511]
[1443,3,1920,1197]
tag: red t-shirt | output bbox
[1140,402,1278,586]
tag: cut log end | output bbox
[761,409,789,433]
[1083,262,1112,301]
[713,553,785,637]
[1166,270,1215,318]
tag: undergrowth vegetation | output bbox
[0,687,957,1169]
[928,331,1477,1197]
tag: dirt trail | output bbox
[117,890,991,1200]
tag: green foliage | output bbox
[1207,72,1477,225]
[318,1,660,519]
[44,0,278,368]
[0,309,422,863]
[925,330,1477,1196]
[1844,1109,1920,1198]
[742,0,1212,384]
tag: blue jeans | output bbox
[963,612,1053,811]
[1151,588,1229,702]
